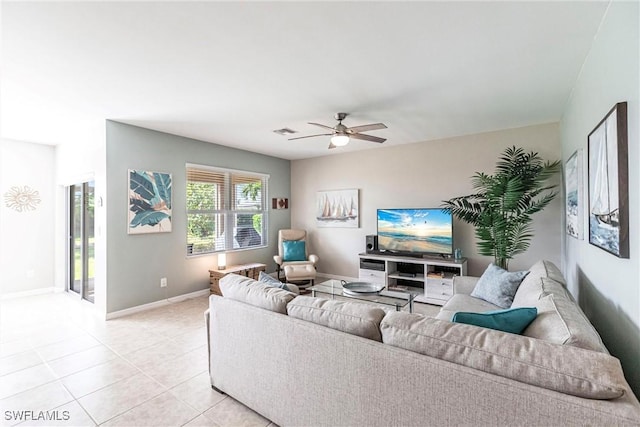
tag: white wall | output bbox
[0,139,55,295]
[291,123,562,278]
[560,0,639,396]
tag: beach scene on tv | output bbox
[377,208,453,255]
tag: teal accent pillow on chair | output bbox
[282,240,306,262]
[452,307,538,334]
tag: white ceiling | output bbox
[1,1,608,160]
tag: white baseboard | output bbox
[106,288,210,320]
[0,287,56,301]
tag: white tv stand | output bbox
[358,252,467,306]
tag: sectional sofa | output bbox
[206,261,640,426]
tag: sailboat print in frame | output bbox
[587,102,629,258]
[316,189,359,228]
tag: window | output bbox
[186,164,268,255]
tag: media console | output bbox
[358,252,467,306]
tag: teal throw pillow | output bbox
[470,263,529,308]
[282,240,306,262]
[258,271,292,292]
[452,307,538,335]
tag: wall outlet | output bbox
[160,277,167,288]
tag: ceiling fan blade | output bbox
[346,123,387,133]
[349,133,386,144]
[308,122,336,131]
[288,133,333,141]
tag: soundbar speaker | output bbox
[366,235,378,253]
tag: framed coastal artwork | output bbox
[565,150,583,239]
[587,102,629,258]
[128,169,172,234]
[316,189,359,228]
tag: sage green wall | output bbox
[105,121,290,313]
[560,1,639,396]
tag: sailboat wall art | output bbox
[316,189,359,228]
[565,150,583,240]
[587,102,629,258]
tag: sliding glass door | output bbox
[68,181,94,302]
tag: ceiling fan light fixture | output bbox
[330,134,350,147]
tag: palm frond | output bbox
[443,146,560,269]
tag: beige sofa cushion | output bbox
[287,296,386,342]
[511,260,566,307]
[380,312,626,399]
[219,273,296,314]
[529,280,607,353]
[436,294,501,321]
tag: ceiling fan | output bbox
[289,113,387,149]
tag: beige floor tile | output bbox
[0,294,275,427]
[0,381,73,426]
[60,358,139,398]
[27,325,87,349]
[17,400,97,426]
[46,345,118,378]
[122,339,190,371]
[140,347,207,388]
[0,338,32,359]
[182,414,221,427]
[169,372,225,413]
[99,329,166,355]
[101,391,199,426]
[0,363,57,400]
[203,398,270,427]
[0,350,43,376]
[77,373,165,425]
[34,334,102,362]
[171,327,207,352]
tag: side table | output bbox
[209,262,267,295]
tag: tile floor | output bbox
[0,291,440,427]
[0,292,274,427]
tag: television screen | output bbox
[377,208,453,256]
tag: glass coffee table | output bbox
[310,279,415,313]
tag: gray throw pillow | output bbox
[470,263,529,309]
[258,271,293,292]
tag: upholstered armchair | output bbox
[273,229,319,286]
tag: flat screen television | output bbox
[377,208,453,257]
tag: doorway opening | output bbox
[68,181,95,303]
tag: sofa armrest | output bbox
[453,276,479,295]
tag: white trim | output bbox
[105,288,210,320]
[0,287,56,300]
[186,162,270,179]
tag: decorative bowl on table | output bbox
[341,281,384,296]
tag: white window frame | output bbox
[186,163,269,256]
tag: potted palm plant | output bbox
[442,146,561,270]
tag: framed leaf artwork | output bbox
[128,169,172,234]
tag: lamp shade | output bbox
[330,134,350,146]
[218,253,226,270]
